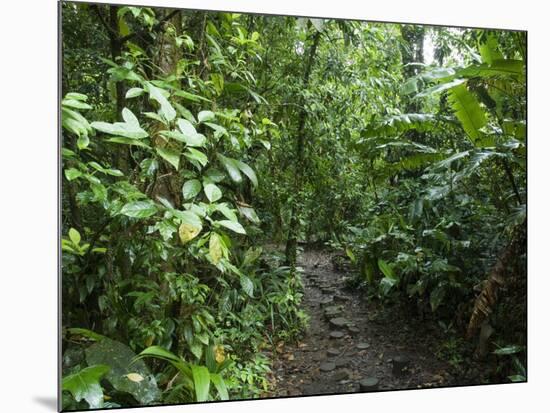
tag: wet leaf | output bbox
[120,200,158,218]
[204,183,222,203]
[62,365,110,409]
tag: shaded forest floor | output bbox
[267,247,486,397]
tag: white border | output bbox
[1,0,547,412]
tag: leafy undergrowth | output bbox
[61,3,525,409]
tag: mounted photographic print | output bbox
[60,0,527,410]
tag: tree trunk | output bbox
[467,218,527,339]
[285,30,321,266]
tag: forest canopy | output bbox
[61,2,526,410]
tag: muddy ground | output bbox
[267,247,485,397]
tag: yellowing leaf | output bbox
[178,223,202,244]
[209,233,222,264]
[214,345,225,363]
[125,373,144,383]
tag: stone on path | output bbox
[329,331,345,339]
[320,361,336,372]
[334,295,351,303]
[327,348,340,357]
[359,377,379,391]
[333,369,350,381]
[335,358,348,368]
[348,326,360,335]
[319,297,334,308]
[392,355,410,377]
[312,352,324,361]
[324,305,343,320]
[329,317,349,329]
[356,342,370,350]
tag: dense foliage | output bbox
[61,2,526,409]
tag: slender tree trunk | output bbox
[108,6,126,120]
[285,30,321,266]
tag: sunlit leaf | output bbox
[217,220,246,234]
[156,147,180,170]
[204,183,222,203]
[120,200,158,218]
[182,179,202,200]
[146,82,176,121]
[179,222,202,244]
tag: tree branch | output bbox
[119,9,181,44]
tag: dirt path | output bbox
[269,247,461,397]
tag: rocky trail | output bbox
[268,247,463,397]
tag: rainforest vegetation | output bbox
[61,2,526,410]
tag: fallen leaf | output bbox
[125,373,144,383]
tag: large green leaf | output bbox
[67,328,106,342]
[191,365,210,402]
[458,60,524,79]
[184,148,208,168]
[432,150,470,170]
[62,365,110,409]
[176,119,207,147]
[215,203,238,222]
[210,373,229,400]
[414,78,466,99]
[197,110,215,123]
[146,82,176,121]
[234,160,258,188]
[377,259,396,280]
[91,108,148,139]
[493,345,524,356]
[204,183,222,203]
[120,200,158,218]
[182,179,202,200]
[217,220,246,234]
[125,87,144,98]
[447,84,487,143]
[172,209,202,227]
[240,275,254,297]
[137,346,181,364]
[136,346,192,378]
[106,137,151,148]
[237,205,260,224]
[69,228,81,245]
[479,34,503,64]
[62,98,93,110]
[363,113,438,138]
[177,118,197,136]
[380,277,398,295]
[217,154,242,183]
[85,338,161,405]
[156,147,180,170]
[173,89,212,103]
